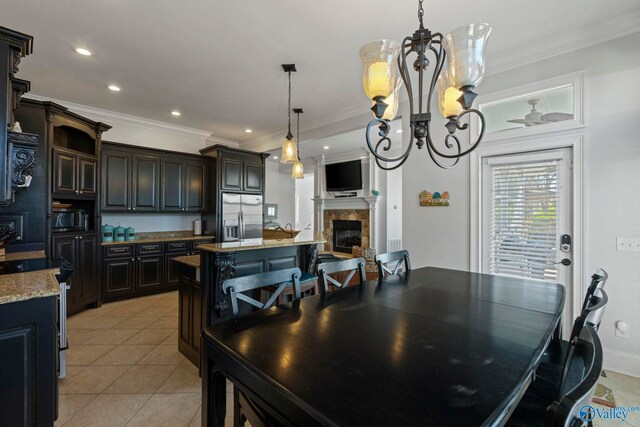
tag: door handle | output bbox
[548,259,572,266]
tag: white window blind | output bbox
[488,159,561,281]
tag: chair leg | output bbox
[233,386,245,426]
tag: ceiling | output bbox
[5,1,640,145]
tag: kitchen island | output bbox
[174,234,323,366]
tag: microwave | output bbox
[52,208,89,232]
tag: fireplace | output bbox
[332,220,362,253]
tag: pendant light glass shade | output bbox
[280,137,298,163]
[375,78,402,121]
[437,70,463,118]
[359,40,401,101]
[291,161,304,179]
[443,24,492,88]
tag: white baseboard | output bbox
[603,348,640,378]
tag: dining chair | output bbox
[506,324,603,427]
[531,288,608,400]
[222,267,302,319]
[316,258,366,294]
[374,250,411,279]
[581,268,608,312]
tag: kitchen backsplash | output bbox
[101,214,201,233]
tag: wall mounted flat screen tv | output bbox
[325,160,363,192]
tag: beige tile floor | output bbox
[57,291,235,427]
[593,370,640,427]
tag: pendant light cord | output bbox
[287,71,292,137]
[296,110,301,161]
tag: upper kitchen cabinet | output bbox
[103,142,206,213]
[202,145,268,194]
[51,125,101,197]
[0,27,34,206]
[101,148,160,212]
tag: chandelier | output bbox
[291,108,304,179]
[280,64,298,164]
[360,0,491,170]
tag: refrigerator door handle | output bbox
[238,211,244,241]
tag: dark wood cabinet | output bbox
[132,154,160,212]
[0,296,57,426]
[103,142,206,213]
[244,161,263,192]
[166,252,188,286]
[78,155,97,195]
[136,255,164,290]
[53,147,97,197]
[104,257,135,297]
[178,264,203,367]
[221,157,242,191]
[53,233,99,314]
[101,149,130,211]
[161,159,184,211]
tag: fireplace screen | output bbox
[333,220,362,253]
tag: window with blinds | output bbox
[487,159,561,281]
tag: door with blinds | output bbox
[481,148,573,329]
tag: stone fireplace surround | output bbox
[322,209,370,253]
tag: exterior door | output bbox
[480,148,573,332]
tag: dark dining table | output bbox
[201,267,565,427]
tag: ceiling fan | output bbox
[507,99,574,127]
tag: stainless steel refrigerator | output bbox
[222,193,263,241]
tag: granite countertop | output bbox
[101,234,214,246]
[1,250,47,262]
[172,254,200,268]
[0,268,60,305]
[199,234,325,253]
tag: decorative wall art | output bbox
[419,191,450,207]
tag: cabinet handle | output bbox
[79,191,83,195]
[75,190,79,195]
[78,236,83,239]
[131,258,134,262]
[128,207,132,210]
[133,207,136,211]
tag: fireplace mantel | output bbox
[312,196,380,210]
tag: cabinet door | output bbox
[190,278,202,353]
[136,255,164,290]
[52,149,77,195]
[161,159,184,211]
[104,258,135,297]
[243,161,263,192]
[185,161,205,212]
[78,156,97,196]
[132,154,160,212]
[101,150,131,211]
[221,157,242,191]
[166,252,188,287]
[52,235,78,306]
[76,234,98,307]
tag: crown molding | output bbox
[487,9,640,75]
[24,94,217,140]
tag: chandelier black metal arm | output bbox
[364,14,487,170]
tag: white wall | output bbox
[264,161,295,227]
[402,32,640,376]
[295,174,315,231]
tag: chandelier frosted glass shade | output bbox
[437,70,463,118]
[359,40,401,101]
[280,137,298,164]
[291,161,304,179]
[443,24,492,88]
[377,78,402,120]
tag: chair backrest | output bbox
[546,324,603,427]
[568,288,609,344]
[581,268,608,312]
[374,250,411,278]
[316,258,366,294]
[222,267,302,319]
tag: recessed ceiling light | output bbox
[245,129,253,133]
[75,47,92,56]
[171,111,181,116]
[396,129,403,133]
[273,156,279,160]
[323,146,330,150]
[108,84,121,92]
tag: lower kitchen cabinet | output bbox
[102,238,211,302]
[177,263,202,367]
[52,233,98,315]
[0,295,57,426]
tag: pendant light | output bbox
[280,64,298,164]
[291,108,304,179]
[359,0,492,169]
